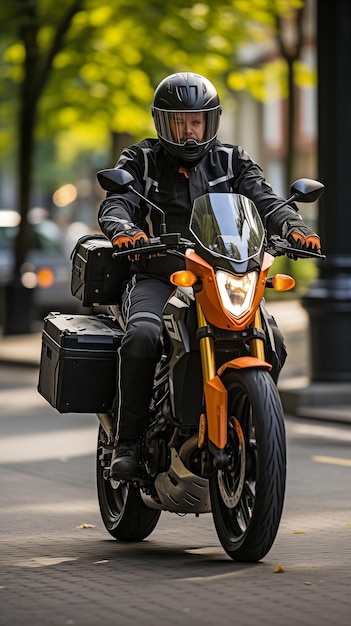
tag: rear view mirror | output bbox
[97,168,135,193]
[97,167,168,235]
[290,178,325,203]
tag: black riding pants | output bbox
[116,274,174,440]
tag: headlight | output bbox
[216,270,258,318]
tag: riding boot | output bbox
[110,439,140,480]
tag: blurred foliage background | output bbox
[1,0,314,288]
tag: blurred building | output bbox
[219,0,317,202]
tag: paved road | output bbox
[0,365,351,625]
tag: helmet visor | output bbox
[153,107,220,148]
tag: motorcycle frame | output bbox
[97,248,276,465]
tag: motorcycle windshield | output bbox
[189,193,264,262]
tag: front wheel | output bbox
[210,368,286,562]
[96,425,161,541]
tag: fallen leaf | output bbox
[76,523,95,529]
[293,531,306,535]
[274,565,285,573]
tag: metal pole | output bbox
[302,0,351,382]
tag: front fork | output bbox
[197,302,216,382]
[250,308,265,360]
[197,303,267,461]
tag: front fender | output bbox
[218,356,272,376]
[204,357,272,450]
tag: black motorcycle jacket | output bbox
[98,138,299,278]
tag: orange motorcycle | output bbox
[39,170,324,561]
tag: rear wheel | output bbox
[210,368,286,562]
[96,425,161,540]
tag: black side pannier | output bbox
[70,234,130,307]
[38,313,123,413]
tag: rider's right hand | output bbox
[112,227,148,254]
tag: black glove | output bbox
[282,218,321,260]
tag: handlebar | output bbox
[112,232,326,262]
[112,234,195,260]
[266,236,326,261]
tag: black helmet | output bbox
[152,72,222,162]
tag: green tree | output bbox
[0,0,305,277]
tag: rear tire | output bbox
[96,426,161,541]
[210,368,286,562]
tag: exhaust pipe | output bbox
[97,413,113,443]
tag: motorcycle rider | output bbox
[98,72,321,480]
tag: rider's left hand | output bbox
[283,218,321,259]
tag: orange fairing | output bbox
[204,376,228,449]
[185,249,274,331]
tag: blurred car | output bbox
[0,209,83,322]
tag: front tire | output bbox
[96,425,161,541]
[210,368,286,562]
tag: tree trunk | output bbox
[3,0,83,334]
[3,3,40,334]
